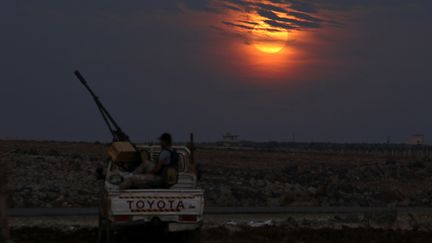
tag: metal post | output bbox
[0,158,11,243]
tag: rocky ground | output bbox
[1,140,432,208]
[199,149,432,207]
[9,213,432,243]
[12,226,432,243]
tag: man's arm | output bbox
[149,150,169,175]
[149,160,164,175]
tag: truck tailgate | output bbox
[110,189,204,216]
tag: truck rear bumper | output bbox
[109,219,202,232]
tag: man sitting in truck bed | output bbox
[119,133,178,189]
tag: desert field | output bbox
[1,140,432,208]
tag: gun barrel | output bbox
[74,70,86,85]
[74,70,100,100]
[74,70,130,142]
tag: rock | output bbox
[248,220,275,227]
[364,209,398,227]
[307,187,317,195]
[266,197,280,207]
[398,199,411,207]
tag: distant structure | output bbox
[408,134,425,145]
[222,132,239,146]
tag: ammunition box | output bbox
[108,142,137,162]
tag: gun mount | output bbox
[74,70,130,142]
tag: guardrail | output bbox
[8,207,432,217]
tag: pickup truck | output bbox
[73,71,204,242]
[97,145,204,243]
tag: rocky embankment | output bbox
[9,213,432,243]
[1,140,432,208]
[200,158,432,207]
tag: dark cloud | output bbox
[263,20,296,30]
[239,20,259,25]
[221,4,242,12]
[287,11,322,23]
[203,0,326,33]
[257,9,321,29]
[255,3,321,22]
[253,2,289,13]
[179,0,429,34]
[287,0,318,13]
[222,0,251,8]
[222,21,255,30]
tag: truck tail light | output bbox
[113,215,130,222]
[179,215,197,222]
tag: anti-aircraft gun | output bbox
[74,70,137,163]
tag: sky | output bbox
[1,0,431,143]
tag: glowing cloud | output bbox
[252,21,288,54]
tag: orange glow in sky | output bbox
[252,22,288,54]
[238,30,313,83]
[208,5,320,81]
[180,0,341,84]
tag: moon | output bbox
[252,22,288,54]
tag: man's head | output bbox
[159,133,172,148]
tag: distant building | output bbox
[222,133,239,146]
[408,134,425,145]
